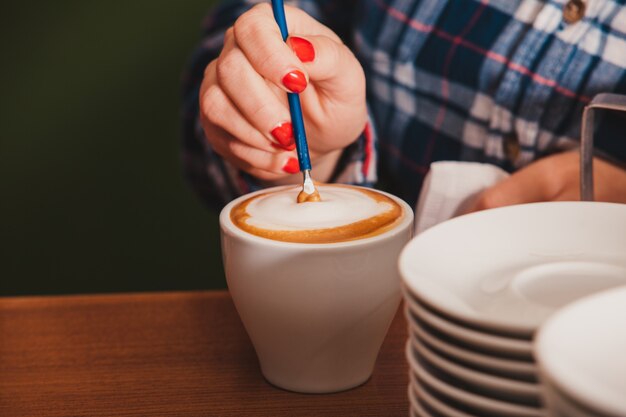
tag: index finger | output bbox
[233,3,332,93]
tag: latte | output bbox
[230,184,403,243]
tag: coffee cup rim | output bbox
[219,184,414,248]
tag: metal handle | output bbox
[580,93,626,201]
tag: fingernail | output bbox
[270,122,295,148]
[287,37,315,62]
[282,157,300,174]
[282,70,307,93]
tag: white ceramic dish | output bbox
[408,313,537,379]
[410,372,476,417]
[541,380,596,417]
[406,341,545,417]
[400,202,626,335]
[410,336,540,401]
[405,301,532,358]
[535,286,626,417]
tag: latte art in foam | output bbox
[230,185,403,243]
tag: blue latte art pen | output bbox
[270,0,321,203]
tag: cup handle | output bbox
[580,93,626,201]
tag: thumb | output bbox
[287,34,365,94]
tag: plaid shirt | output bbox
[182,0,626,210]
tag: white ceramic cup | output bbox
[220,185,414,393]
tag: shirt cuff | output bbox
[329,117,378,187]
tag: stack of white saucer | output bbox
[399,202,626,417]
[535,286,626,417]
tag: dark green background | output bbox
[0,1,226,295]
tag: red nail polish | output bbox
[287,37,315,62]
[282,157,300,174]
[282,70,307,93]
[271,122,295,148]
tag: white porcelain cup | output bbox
[220,185,414,393]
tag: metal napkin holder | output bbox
[580,93,626,201]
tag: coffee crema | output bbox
[230,184,403,243]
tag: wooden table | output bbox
[0,291,409,416]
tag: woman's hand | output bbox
[462,151,626,213]
[199,3,367,182]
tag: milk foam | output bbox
[245,186,392,230]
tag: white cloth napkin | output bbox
[414,161,510,234]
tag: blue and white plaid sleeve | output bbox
[354,0,626,205]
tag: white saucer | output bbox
[405,301,532,358]
[406,341,545,417]
[541,380,596,417]
[535,286,626,417]
[400,202,626,334]
[411,372,475,417]
[408,313,537,379]
[410,336,540,402]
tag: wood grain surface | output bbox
[0,291,409,416]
